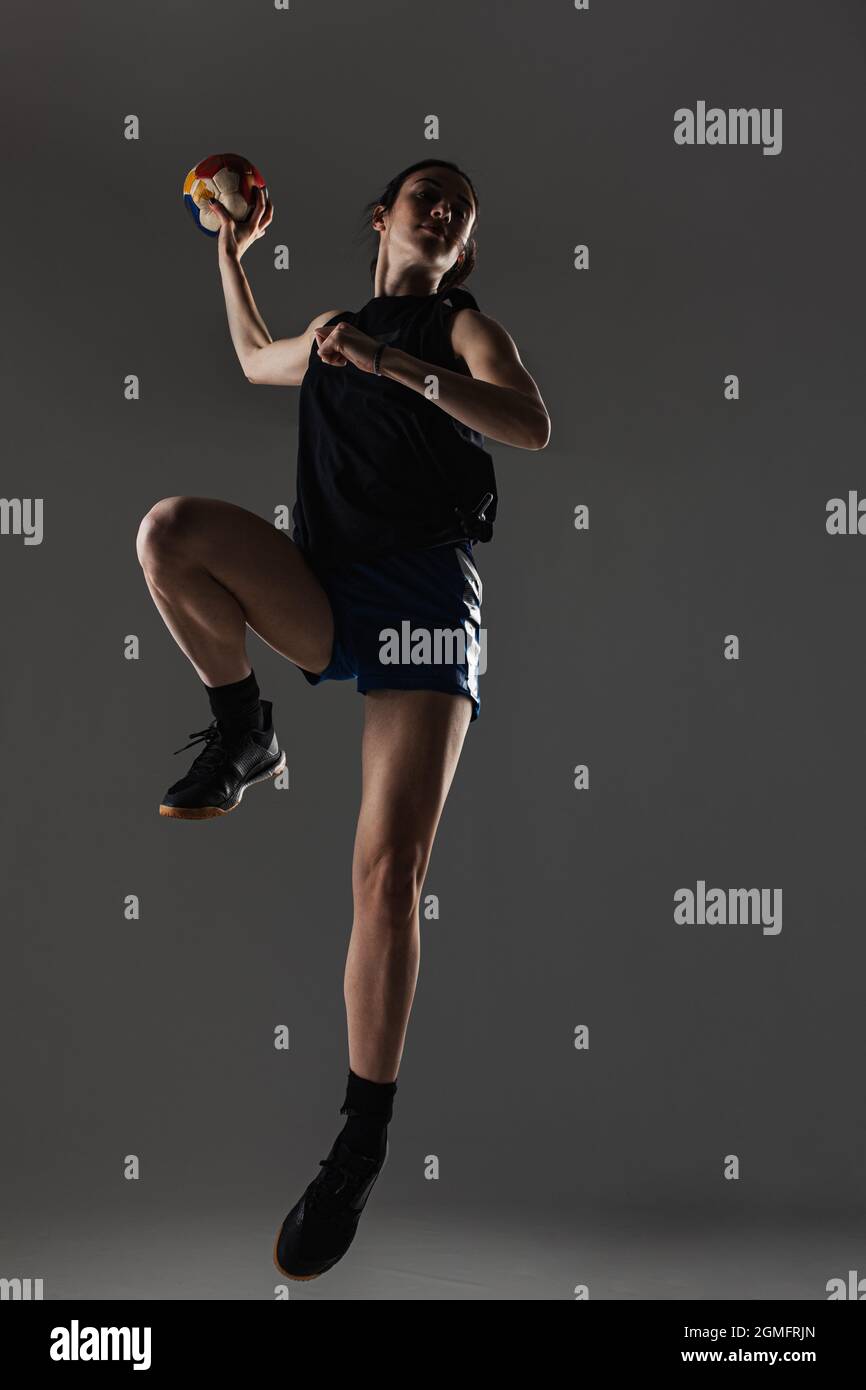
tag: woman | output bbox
[135,158,550,1281]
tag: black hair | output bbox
[358,158,480,292]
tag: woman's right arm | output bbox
[211,189,339,387]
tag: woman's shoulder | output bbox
[437,285,481,314]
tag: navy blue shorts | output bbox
[298,539,483,721]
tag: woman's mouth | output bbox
[418,222,447,241]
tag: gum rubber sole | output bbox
[158,753,286,819]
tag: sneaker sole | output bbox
[272,1146,389,1282]
[159,752,286,820]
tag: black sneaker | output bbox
[274,1133,389,1281]
[159,698,286,819]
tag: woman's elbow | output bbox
[525,408,551,451]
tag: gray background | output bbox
[1,0,864,1299]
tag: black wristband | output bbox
[372,344,385,375]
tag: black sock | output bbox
[203,668,264,731]
[338,1068,397,1162]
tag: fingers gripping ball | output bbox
[183,153,267,237]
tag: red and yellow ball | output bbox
[183,153,267,237]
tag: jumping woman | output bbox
[135,159,550,1281]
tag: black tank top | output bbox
[291,286,498,566]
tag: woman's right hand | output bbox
[209,186,273,260]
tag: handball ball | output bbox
[183,152,267,237]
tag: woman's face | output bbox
[377,166,476,275]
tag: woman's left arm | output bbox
[314,310,551,450]
[386,308,550,450]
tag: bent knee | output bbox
[135,496,199,566]
[353,844,428,922]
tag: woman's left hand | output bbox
[313,321,382,372]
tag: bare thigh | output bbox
[137,495,334,674]
[351,688,473,901]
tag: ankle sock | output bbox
[338,1068,397,1162]
[204,668,264,731]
